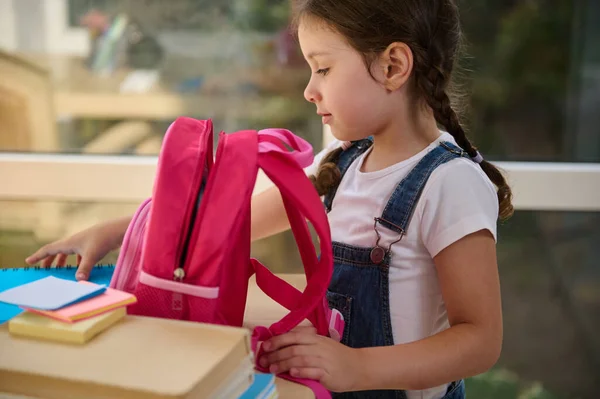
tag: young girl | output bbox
[27,1,511,398]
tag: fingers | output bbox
[26,241,73,265]
[263,331,318,352]
[260,343,312,367]
[25,244,57,265]
[26,241,82,273]
[290,367,326,381]
[269,355,323,375]
[41,255,57,268]
[75,256,96,281]
[55,254,68,267]
[24,236,100,282]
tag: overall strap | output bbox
[323,138,373,212]
[378,141,468,235]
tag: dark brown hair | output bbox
[294,0,513,220]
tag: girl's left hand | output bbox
[259,329,364,393]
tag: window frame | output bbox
[1,149,598,212]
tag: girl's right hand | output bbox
[25,217,130,280]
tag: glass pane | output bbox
[0,200,139,267]
[492,210,600,399]
[459,0,600,163]
[1,0,321,154]
[0,199,306,272]
[4,1,599,161]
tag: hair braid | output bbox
[309,147,344,196]
[415,48,514,220]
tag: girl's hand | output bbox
[25,217,130,280]
[259,328,364,393]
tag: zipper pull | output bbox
[174,267,185,281]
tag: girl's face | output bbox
[298,17,396,142]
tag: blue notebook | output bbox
[239,373,277,399]
[0,265,115,324]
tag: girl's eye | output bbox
[316,68,330,76]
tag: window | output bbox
[1,1,599,397]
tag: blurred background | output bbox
[0,1,599,398]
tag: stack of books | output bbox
[0,315,261,398]
[0,276,136,344]
[0,274,285,398]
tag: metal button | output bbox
[370,246,386,264]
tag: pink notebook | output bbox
[22,282,136,323]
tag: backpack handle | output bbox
[257,128,313,167]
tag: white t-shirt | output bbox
[305,132,498,399]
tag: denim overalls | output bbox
[323,138,467,399]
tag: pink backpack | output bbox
[110,117,343,398]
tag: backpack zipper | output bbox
[174,165,208,281]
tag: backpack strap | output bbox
[323,138,373,212]
[253,128,334,336]
[250,128,341,399]
[250,260,344,340]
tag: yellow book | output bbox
[8,307,126,345]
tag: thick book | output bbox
[0,315,254,399]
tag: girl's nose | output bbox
[304,79,321,103]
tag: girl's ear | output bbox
[379,42,413,91]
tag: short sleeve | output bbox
[303,139,342,177]
[418,159,499,258]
